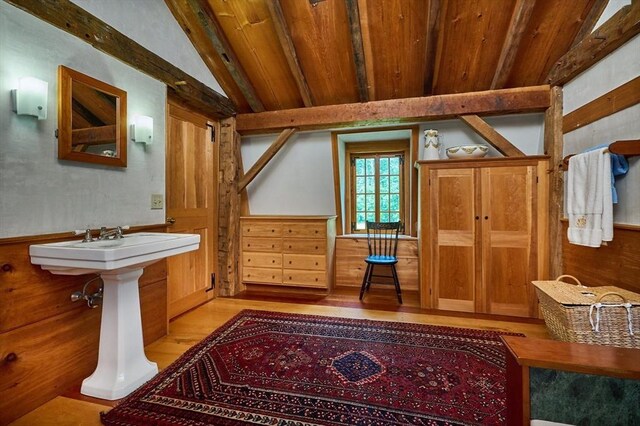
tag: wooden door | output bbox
[429,168,478,313]
[166,101,217,318]
[480,165,537,317]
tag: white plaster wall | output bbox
[241,132,336,215]
[0,2,166,238]
[70,0,225,96]
[563,35,640,225]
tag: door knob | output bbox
[166,217,176,225]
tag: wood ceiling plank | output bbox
[547,3,640,86]
[490,0,537,90]
[236,85,551,134]
[505,0,596,87]
[359,0,430,100]
[432,0,514,94]
[238,128,297,191]
[423,0,441,96]
[569,0,608,48]
[345,0,369,102]
[208,0,303,111]
[181,0,265,112]
[7,0,235,118]
[266,0,314,107]
[458,115,525,157]
[279,0,360,106]
[164,0,251,113]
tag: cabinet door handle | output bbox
[484,216,489,220]
[475,216,479,220]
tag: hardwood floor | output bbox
[11,290,548,425]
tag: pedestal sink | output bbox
[29,232,200,400]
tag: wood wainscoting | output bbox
[334,235,419,292]
[562,221,640,294]
[0,225,168,425]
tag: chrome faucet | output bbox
[98,226,129,240]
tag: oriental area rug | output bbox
[101,310,518,426]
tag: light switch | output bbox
[151,194,164,209]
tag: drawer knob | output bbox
[272,275,275,279]
[1,263,12,272]
[272,260,275,264]
[289,245,292,249]
[289,276,292,280]
[272,229,275,232]
[315,262,318,265]
[248,259,251,262]
[315,230,318,234]
[315,246,318,249]
[289,261,292,264]
[315,278,318,282]
[247,228,251,232]
[272,244,275,248]
[247,244,251,247]
[289,230,292,233]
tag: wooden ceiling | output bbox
[166,0,605,114]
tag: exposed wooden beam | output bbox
[265,0,314,107]
[6,0,235,118]
[490,0,536,90]
[236,85,551,134]
[569,0,609,48]
[178,0,265,112]
[71,125,116,146]
[237,128,297,191]
[217,118,241,296]
[544,86,564,279]
[345,0,369,102]
[563,76,640,133]
[547,3,640,86]
[423,0,441,95]
[164,0,249,112]
[458,115,525,157]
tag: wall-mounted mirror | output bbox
[58,65,127,167]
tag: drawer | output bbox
[242,222,282,237]
[243,237,282,252]
[283,238,326,254]
[283,254,325,271]
[243,252,282,268]
[282,269,327,288]
[243,267,282,284]
[283,222,326,238]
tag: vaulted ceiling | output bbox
[165,0,606,114]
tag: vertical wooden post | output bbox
[217,117,241,296]
[544,86,564,279]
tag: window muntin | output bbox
[351,152,404,232]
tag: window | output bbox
[345,141,410,233]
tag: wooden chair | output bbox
[359,221,402,304]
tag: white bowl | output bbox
[446,144,489,159]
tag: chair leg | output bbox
[365,264,374,291]
[359,264,372,300]
[391,264,402,304]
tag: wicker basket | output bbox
[533,275,640,349]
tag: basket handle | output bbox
[555,275,585,288]
[595,292,628,304]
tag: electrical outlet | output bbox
[151,193,164,209]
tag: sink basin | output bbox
[29,231,200,400]
[30,232,200,274]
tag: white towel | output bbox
[566,148,613,247]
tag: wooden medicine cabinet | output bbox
[57,65,127,167]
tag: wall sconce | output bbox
[131,115,153,145]
[11,77,48,120]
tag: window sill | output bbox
[336,234,418,241]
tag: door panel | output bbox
[431,168,477,312]
[166,102,217,319]
[481,166,536,317]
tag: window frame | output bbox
[344,140,411,234]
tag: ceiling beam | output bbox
[547,2,640,86]
[569,0,609,48]
[238,128,297,191]
[458,115,525,157]
[177,0,265,112]
[164,0,248,112]
[490,0,537,90]
[266,0,314,107]
[423,0,441,95]
[345,0,369,102]
[236,85,551,134]
[6,0,235,118]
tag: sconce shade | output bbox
[12,77,48,120]
[131,115,153,144]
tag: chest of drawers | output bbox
[240,216,336,290]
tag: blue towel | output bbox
[585,144,629,204]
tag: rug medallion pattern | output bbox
[102,310,517,425]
